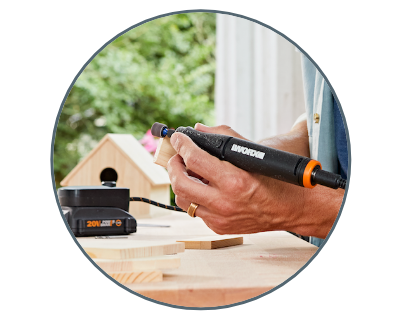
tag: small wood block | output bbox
[177,235,243,249]
[93,255,181,272]
[154,137,177,168]
[109,270,162,284]
[79,240,185,259]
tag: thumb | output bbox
[194,123,248,140]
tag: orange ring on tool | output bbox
[303,160,322,189]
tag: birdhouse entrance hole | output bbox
[100,167,118,186]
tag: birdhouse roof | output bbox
[60,134,170,186]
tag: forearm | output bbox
[256,120,343,238]
[297,185,344,239]
[258,120,310,157]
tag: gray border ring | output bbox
[51,9,351,310]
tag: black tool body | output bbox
[176,127,309,186]
[59,186,137,237]
[172,126,346,189]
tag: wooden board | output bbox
[120,212,318,307]
[153,137,177,168]
[78,239,185,259]
[177,235,243,249]
[73,213,317,307]
[109,270,162,284]
[93,255,180,272]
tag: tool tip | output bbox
[151,122,168,137]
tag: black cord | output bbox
[130,197,185,212]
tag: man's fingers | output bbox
[187,169,209,184]
[167,154,214,207]
[169,132,224,183]
[186,169,203,181]
[175,195,212,219]
[194,123,248,140]
[175,195,230,234]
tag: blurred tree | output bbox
[54,12,216,195]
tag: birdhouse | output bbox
[60,134,171,219]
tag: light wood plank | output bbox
[93,255,180,272]
[74,213,317,307]
[177,235,243,249]
[109,270,162,283]
[121,212,318,307]
[79,239,185,259]
[153,137,177,168]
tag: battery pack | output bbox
[58,186,137,237]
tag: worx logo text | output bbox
[231,144,265,159]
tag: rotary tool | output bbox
[151,122,346,190]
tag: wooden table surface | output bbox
[85,212,318,308]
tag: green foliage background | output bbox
[54,13,216,191]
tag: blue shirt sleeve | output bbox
[333,98,348,179]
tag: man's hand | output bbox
[167,122,344,239]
